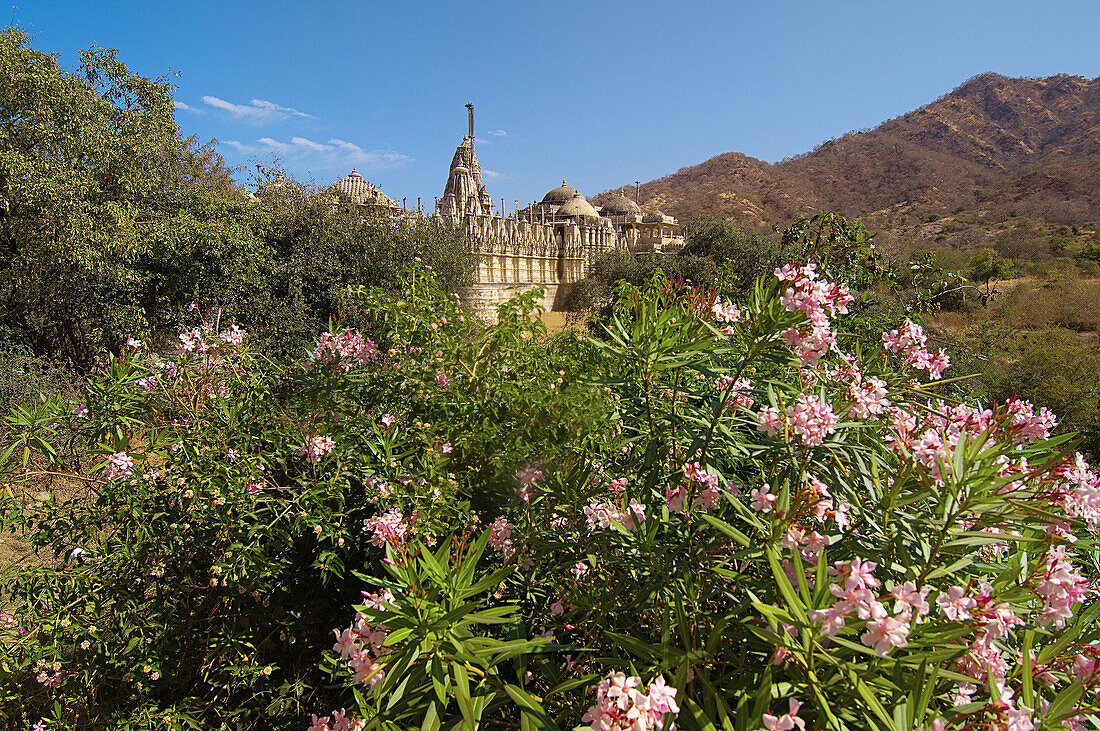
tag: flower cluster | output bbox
[582,672,679,731]
[757,698,806,731]
[714,375,753,409]
[311,328,378,372]
[489,516,517,558]
[847,373,890,419]
[783,394,839,447]
[584,498,647,531]
[710,297,742,335]
[308,710,365,731]
[331,596,393,692]
[1034,546,1090,629]
[103,451,134,481]
[881,319,950,380]
[775,262,852,366]
[299,435,335,464]
[806,558,926,656]
[665,462,724,513]
[176,323,248,353]
[363,508,412,548]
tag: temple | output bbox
[329,104,684,315]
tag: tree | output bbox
[0,27,263,369]
[966,247,1013,303]
[680,217,788,293]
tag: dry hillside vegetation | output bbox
[596,73,1098,259]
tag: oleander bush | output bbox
[2,261,1100,731]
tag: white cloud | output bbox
[486,129,508,137]
[173,100,200,112]
[201,95,315,123]
[220,136,411,171]
[482,169,505,180]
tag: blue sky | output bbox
[17,0,1100,210]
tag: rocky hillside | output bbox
[598,73,1098,250]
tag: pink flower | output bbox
[489,516,516,558]
[750,485,777,514]
[219,325,246,346]
[439,442,453,454]
[312,328,377,372]
[861,615,910,656]
[517,465,546,487]
[379,414,395,428]
[298,436,335,464]
[890,582,931,620]
[758,698,806,731]
[785,394,838,447]
[936,586,977,621]
[104,452,134,481]
[571,562,589,580]
[1034,546,1091,629]
[849,375,890,419]
[757,406,783,437]
[363,508,411,548]
[882,320,926,353]
[832,557,880,591]
[582,672,679,730]
[710,297,742,325]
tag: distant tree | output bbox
[562,249,716,314]
[680,217,789,293]
[250,180,475,355]
[0,28,477,368]
[967,248,1014,304]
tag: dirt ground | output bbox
[1,472,92,573]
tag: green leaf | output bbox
[503,684,559,731]
[700,513,751,547]
[452,663,473,728]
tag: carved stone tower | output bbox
[436,104,494,219]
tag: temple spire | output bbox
[465,103,474,147]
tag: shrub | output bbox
[3,264,1099,730]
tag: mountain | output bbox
[596,74,1099,249]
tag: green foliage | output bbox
[0,26,263,369]
[0,267,612,728]
[0,29,476,371]
[982,328,1100,459]
[681,218,789,294]
[562,249,717,314]
[966,249,1015,303]
[246,182,475,356]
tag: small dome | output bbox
[255,174,304,200]
[600,195,642,217]
[541,179,579,204]
[643,210,666,223]
[557,193,600,220]
[330,168,396,207]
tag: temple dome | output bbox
[255,174,304,200]
[330,168,396,207]
[600,195,642,216]
[642,209,666,223]
[541,179,579,204]
[557,193,600,220]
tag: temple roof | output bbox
[600,194,643,216]
[557,193,600,220]
[330,168,396,206]
[541,180,579,204]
